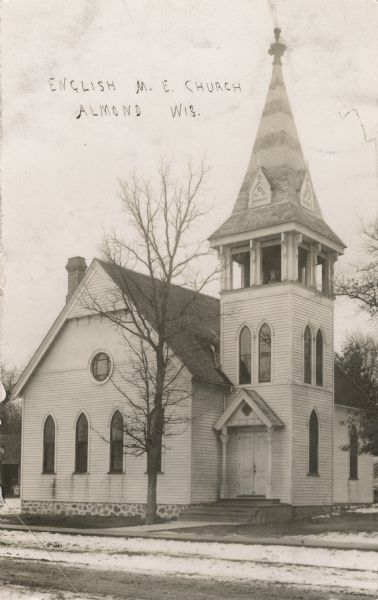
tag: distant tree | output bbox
[335,217,378,317]
[0,365,22,433]
[83,162,218,524]
[336,333,378,455]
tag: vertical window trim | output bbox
[109,411,124,474]
[308,410,319,475]
[42,415,56,474]
[349,425,358,480]
[304,325,312,384]
[75,413,89,474]
[238,326,252,384]
[258,323,272,383]
[315,329,324,386]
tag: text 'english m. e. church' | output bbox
[14,30,373,521]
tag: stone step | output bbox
[181,503,291,524]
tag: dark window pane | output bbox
[316,330,323,386]
[110,411,124,473]
[349,425,358,480]
[262,245,281,284]
[239,327,251,384]
[75,413,88,473]
[309,410,319,474]
[232,252,250,289]
[298,247,308,285]
[259,323,271,382]
[91,352,111,382]
[304,326,312,384]
[43,416,55,474]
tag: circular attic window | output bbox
[90,352,112,383]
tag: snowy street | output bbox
[0,527,377,599]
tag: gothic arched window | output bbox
[110,411,124,473]
[43,415,55,474]
[75,413,88,473]
[304,326,312,384]
[259,323,272,383]
[316,329,323,386]
[308,410,319,475]
[349,425,358,480]
[239,327,252,384]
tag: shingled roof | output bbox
[97,260,229,387]
[209,29,344,249]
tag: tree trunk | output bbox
[146,466,158,524]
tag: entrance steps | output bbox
[181,497,291,524]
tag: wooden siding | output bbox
[22,314,192,506]
[333,406,373,504]
[190,382,224,503]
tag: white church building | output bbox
[14,30,373,521]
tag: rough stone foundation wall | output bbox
[21,500,189,520]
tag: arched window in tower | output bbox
[239,326,252,384]
[316,329,323,386]
[75,413,88,474]
[349,425,358,480]
[259,323,272,383]
[304,326,312,384]
[308,410,319,475]
[43,415,55,474]
[110,411,124,473]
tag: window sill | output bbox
[108,471,124,475]
[348,478,359,482]
[307,472,320,477]
[73,472,89,475]
[144,472,164,476]
[41,472,56,476]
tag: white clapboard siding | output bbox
[221,284,291,385]
[190,382,224,503]
[22,314,192,506]
[333,406,374,504]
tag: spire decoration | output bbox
[268,28,286,65]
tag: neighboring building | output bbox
[2,433,21,497]
[13,29,373,519]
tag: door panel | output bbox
[237,431,267,496]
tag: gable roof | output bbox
[97,260,229,387]
[214,388,284,431]
[13,259,230,396]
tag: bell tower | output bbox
[209,30,345,506]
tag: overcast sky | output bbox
[2,0,378,369]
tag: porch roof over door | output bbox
[214,388,284,431]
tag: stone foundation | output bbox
[21,499,189,520]
[291,504,332,520]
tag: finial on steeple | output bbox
[268,28,286,65]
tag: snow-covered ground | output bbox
[0,529,377,594]
[0,583,107,600]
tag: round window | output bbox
[91,352,111,382]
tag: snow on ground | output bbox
[0,530,377,594]
[0,499,21,515]
[0,582,107,599]
[350,503,378,514]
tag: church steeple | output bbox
[209,29,344,252]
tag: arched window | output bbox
[110,411,124,473]
[43,416,55,474]
[239,327,252,384]
[349,425,358,480]
[308,410,319,475]
[316,329,323,386]
[75,413,88,473]
[304,326,312,384]
[259,323,272,383]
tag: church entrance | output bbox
[237,431,267,496]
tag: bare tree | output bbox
[335,217,378,317]
[83,162,219,523]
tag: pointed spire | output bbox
[268,28,286,65]
[208,29,345,251]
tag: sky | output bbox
[1,0,378,369]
